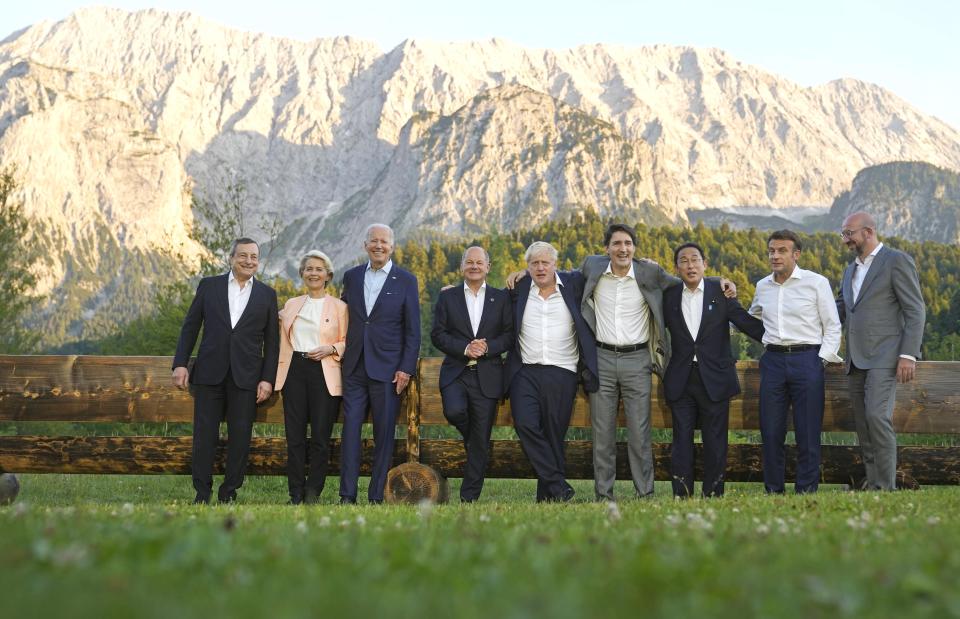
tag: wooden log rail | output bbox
[2,356,959,485]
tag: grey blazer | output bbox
[836,245,926,372]
[580,255,677,377]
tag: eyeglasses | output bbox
[840,227,865,238]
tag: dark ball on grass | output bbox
[0,473,19,505]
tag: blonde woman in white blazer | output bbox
[276,250,348,504]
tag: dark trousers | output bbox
[668,364,730,498]
[340,365,400,502]
[441,366,498,501]
[282,354,341,500]
[191,370,256,500]
[509,364,578,501]
[759,348,825,493]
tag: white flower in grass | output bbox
[665,514,682,527]
[121,503,134,516]
[755,523,770,536]
[339,519,351,527]
[606,501,621,522]
[417,499,434,520]
[927,516,941,526]
[355,514,366,526]
[479,514,491,522]
[319,516,331,527]
[296,520,308,534]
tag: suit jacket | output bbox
[431,283,514,399]
[275,294,349,395]
[579,255,678,377]
[662,278,765,402]
[340,263,421,382]
[506,272,599,393]
[173,273,280,390]
[836,245,926,372]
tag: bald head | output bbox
[841,211,879,258]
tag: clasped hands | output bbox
[464,338,488,359]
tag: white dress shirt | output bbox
[852,242,883,302]
[681,279,704,361]
[227,271,253,329]
[749,266,843,363]
[464,281,486,336]
[592,262,650,346]
[519,274,578,372]
[363,259,392,316]
[292,296,326,351]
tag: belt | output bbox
[766,344,817,353]
[465,364,479,371]
[596,341,648,353]
[294,351,317,360]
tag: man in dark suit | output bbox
[172,238,280,504]
[506,241,599,502]
[339,223,420,504]
[431,246,514,502]
[663,243,764,498]
[837,211,925,490]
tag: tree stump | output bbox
[0,473,20,505]
[385,463,448,504]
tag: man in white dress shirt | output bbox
[505,242,599,502]
[836,211,925,490]
[749,230,842,494]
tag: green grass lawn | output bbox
[3,475,960,619]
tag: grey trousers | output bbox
[849,366,898,490]
[589,347,654,499]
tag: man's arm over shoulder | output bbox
[891,250,926,358]
[726,294,765,342]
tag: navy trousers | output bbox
[340,366,400,503]
[509,364,578,501]
[668,364,730,498]
[191,370,256,501]
[759,348,825,493]
[441,367,498,502]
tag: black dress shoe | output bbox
[193,493,211,505]
[339,496,357,505]
[304,488,321,505]
[368,498,384,505]
[559,487,576,502]
[217,491,237,504]
[289,496,303,505]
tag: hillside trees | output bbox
[0,167,42,353]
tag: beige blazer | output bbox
[275,294,348,395]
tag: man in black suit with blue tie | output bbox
[339,224,420,504]
[663,243,764,498]
[431,246,514,502]
[172,238,280,504]
[506,241,599,502]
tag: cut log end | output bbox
[385,463,448,505]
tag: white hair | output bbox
[524,241,558,263]
[364,223,395,244]
[299,250,334,279]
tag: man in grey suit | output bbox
[837,211,925,491]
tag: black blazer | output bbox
[431,283,514,399]
[340,263,421,382]
[662,278,764,403]
[506,272,599,393]
[173,273,280,390]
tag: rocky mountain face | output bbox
[1,7,959,344]
[827,162,960,245]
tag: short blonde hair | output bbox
[299,250,335,281]
[524,241,558,263]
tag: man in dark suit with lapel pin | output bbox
[663,243,764,498]
[172,238,280,504]
[431,246,514,502]
[506,241,599,502]
[339,223,421,504]
[836,211,925,490]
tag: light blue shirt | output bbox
[363,259,393,315]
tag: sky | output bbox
[3,1,957,129]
